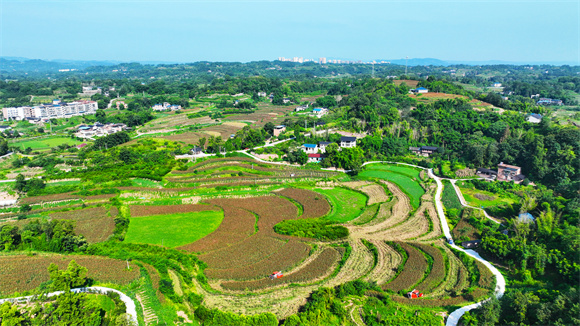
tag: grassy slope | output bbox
[125,210,224,248]
[359,164,424,209]
[13,137,84,150]
[313,187,366,223]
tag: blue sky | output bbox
[1,0,578,64]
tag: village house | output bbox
[302,143,318,154]
[295,104,309,112]
[340,136,357,148]
[411,87,429,94]
[312,107,328,118]
[318,141,332,153]
[152,102,182,111]
[307,153,325,163]
[526,113,542,124]
[461,240,481,249]
[497,162,526,183]
[273,125,286,137]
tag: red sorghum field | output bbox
[383,242,428,292]
[0,255,140,295]
[204,240,310,280]
[129,204,219,217]
[275,188,331,219]
[50,207,116,243]
[199,236,286,270]
[413,243,446,292]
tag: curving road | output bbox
[0,286,137,324]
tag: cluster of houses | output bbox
[152,102,182,111]
[2,99,98,121]
[75,122,130,139]
[409,146,438,157]
[302,136,357,163]
[476,162,526,184]
[536,98,563,106]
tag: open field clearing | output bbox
[350,203,379,225]
[204,240,310,280]
[220,247,340,291]
[359,167,424,209]
[360,184,389,205]
[224,103,295,127]
[457,184,517,208]
[178,204,256,253]
[0,254,140,295]
[314,187,366,222]
[129,203,219,217]
[140,112,214,132]
[383,242,428,293]
[10,137,84,151]
[274,188,331,218]
[125,210,224,248]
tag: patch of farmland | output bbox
[158,131,206,145]
[199,236,286,270]
[413,244,446,292]
[0,255,140,295]
[360,184,389,205]
[19,192,81,204]
[359,167,424,210]
[416,202,442,241]
[325,239,374,286]
[366,240,402,285]
[125,210,224,248]
[220,247,340,291]
[178,205,256,253]
[476,260,495,290]
[382,242,428,293]
[129,204,219,217]
[50,207,115,243]
[202,124,244,139]
[274,188,331,219]
[374,201,429,240]
[204,240,310,280]
[313,187,366,223]
[349,203,379,225]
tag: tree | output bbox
[0,302,31,326]
[48,260,88,291]
[14,174,26,192]
[263,122,275,136]
[95,109,106,122]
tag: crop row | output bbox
[204,240,310,280]
[390,288,490,307]
[220,247,340,291]
[129,204,219,217]
[178,205,256,253]
[198,235,286,270]
[383,242,428,293]
[275,188,331,219]
[413,243,446,292]
[476,260,495,289]
[360,184,389,205]
[0,255,140,295]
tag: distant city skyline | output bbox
[1,0,578,65]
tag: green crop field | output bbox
[458,186,517,208]
[125,210,224,248]
[314,187,366,222]
[359,164,424,209]
[12,137,85,150]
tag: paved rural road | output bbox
[449,179,503,224]
[0,286,138,324]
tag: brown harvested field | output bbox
[220,247,340,291]
[394,80,420,88]
[360,184,388,205]
[178,205,256,253]
[350,203,379,225]
[199,236,285,270]
[50,207,116,243]
[158,131,207,145]
[129,204,219,217]
[19,192,81,205]
[224,103,294,127]
[141,111,214,132]
[375,203,429,240]
[476,260,495,289]
[274,188,331,219]
[202,124,244,139]
[328,239,374,286]
[204,240,310,280]
[383,242,428,293]
[413,244,446,292]
[0,254,141,295]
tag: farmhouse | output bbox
[190,146,203,155]
[518,212,535,224]
[476,168,498,180]
[409,147,421,155]
[152,102,182,111]
[75,122,129,139]
[492,82,502,87]
[497,162,525,183]
[318,141,332,153]
[312,107,328,118]
[302,143,318,154]
[411,87,429,94]
[340,136,357,148]
[420,146,438,156]
[536,98,562,106]
[273,125,286,137]
[295,104,309,112]
[307,153,325,163]
[526,113,542,124]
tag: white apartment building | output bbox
[3,100,98,121]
